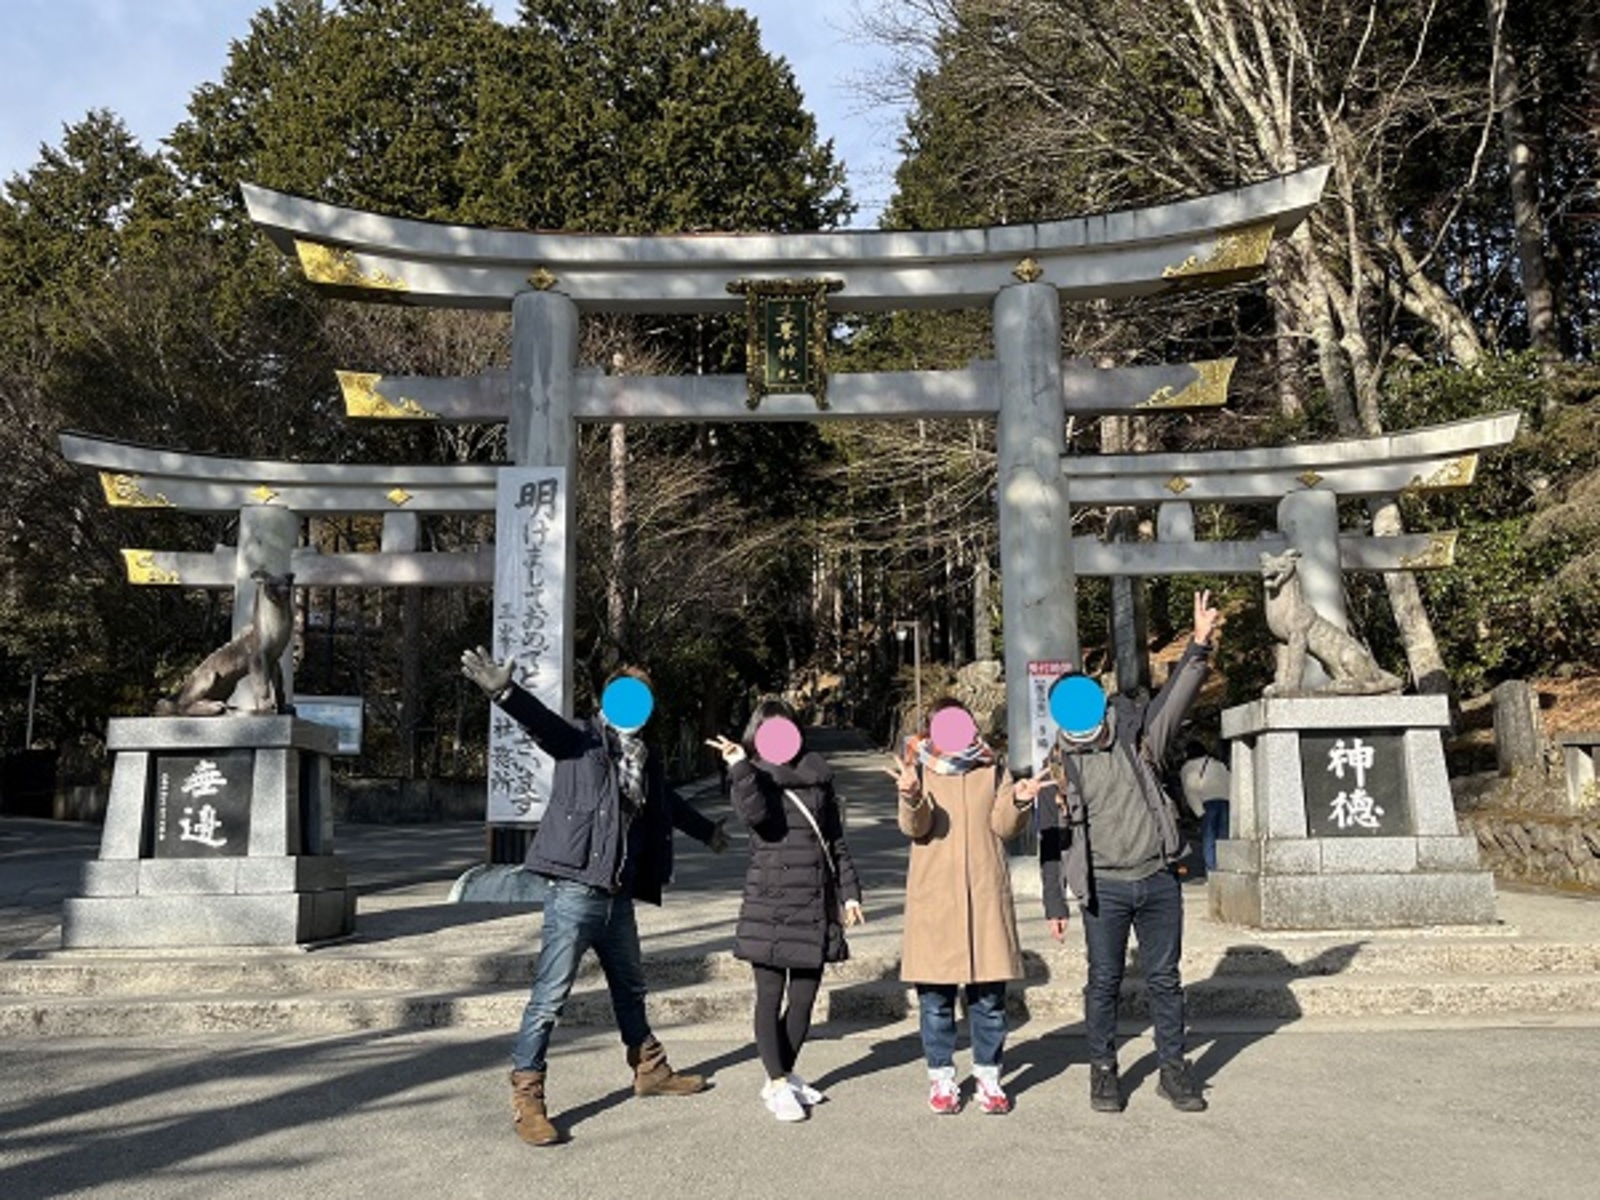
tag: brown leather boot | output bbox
[627,1035,706,1096]
[509,1069,562,1145]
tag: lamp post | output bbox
[24,668,37,748]
[894,620,923,732]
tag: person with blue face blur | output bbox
[1033,590,1225,1116]
[461,649,728,1147]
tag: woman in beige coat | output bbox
[887,698,1040,1115]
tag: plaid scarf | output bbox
[914,733,996,776]
[604,721,648,814]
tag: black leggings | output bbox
[750,963,823,1080]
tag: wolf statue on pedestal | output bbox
[155,572,295,716]
[1260,549,1403,697]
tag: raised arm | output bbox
[461,646,589,759]
[989,768,1032,841]
[887,755,932,839]
[725,759,783,837]
[1143,590,1223,759]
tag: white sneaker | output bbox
[787,1073,826,1106]
[762,1078,807,1122]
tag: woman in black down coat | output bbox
[708,700,864,1123]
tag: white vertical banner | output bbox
[1027,659,1075,766]
[487,467,567,824]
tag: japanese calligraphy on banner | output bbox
[151,752,252,857]
[1028,660,1076,765]
[1299,731,1412,837]
[488,467,568,825]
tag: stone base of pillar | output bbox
[61,716,355,948]
[1208,858,1495,930]
[1209,695,1496,930]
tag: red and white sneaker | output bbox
[928,1071,962,1115]
[973,1070,1011,1115]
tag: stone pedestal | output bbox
[62,717,355,948]
[1210,695,1495,929]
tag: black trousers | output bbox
[750,963,823,1080]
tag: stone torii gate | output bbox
[68,169,1335,837]
[59,164,1524,932]
[235,168,1334,797]
[68,164,1519,805]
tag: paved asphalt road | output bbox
[0,818,103,957]
[3,1021,1599,1200]
[6,764,1600,1200]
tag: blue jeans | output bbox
[1080,869,1186,1066]
[916,982,1009,1069]
[1201,800,1230,871]
[510,877,651,1073]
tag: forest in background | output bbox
[0,0,1595,786]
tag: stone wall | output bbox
[891,660,1008,751]
[1459,809,1600,890]
[1454,770,1600,891]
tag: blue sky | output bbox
[0,0,905,226]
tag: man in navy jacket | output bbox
[462,648,727,1146]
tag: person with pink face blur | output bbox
[885,698,1041,1115]
[707,700,864,1123]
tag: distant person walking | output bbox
[886,698,1035,1115]
[709,701,863,1123]
[461,649,727,1147]
[1180,740,1232,873]
[1035,590,1224,1115]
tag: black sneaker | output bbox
[1157,1058,1208,1112]
[1089,1062,1124,1113]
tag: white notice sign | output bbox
[1028,659,1075,766]
[487,468,568,823]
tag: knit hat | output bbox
[1049,673,1107,743]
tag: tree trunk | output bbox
[608,421,630,659]
[947,538,965,668]
[1487,0,1563,363]
[973,545,993,662]
[401,588,424,776]
[1289,227,1363,437]
[1371,498,1452,696]
[1295,220,1453,698]
[1270,284,1308,419]
[1101,413,1150,693]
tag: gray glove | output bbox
[461,646,514,699]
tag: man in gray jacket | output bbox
[462,649,727,1146]
[1032,591,1224,1114]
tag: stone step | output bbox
[4,969,1600,1037]
[5,938,1600,999]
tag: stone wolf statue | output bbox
[156,572,295,716]
[1260,549,1403,697]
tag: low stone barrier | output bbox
[1458,806,1600,891]
[332,776,484,823]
